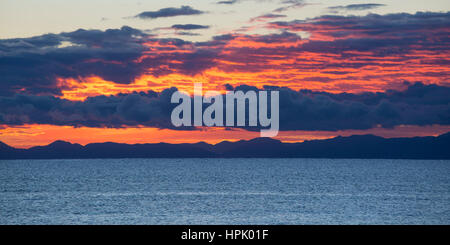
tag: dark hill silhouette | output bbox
[0,141,14,151]
[0,132,449,159]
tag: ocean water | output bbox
[0,158,449,224]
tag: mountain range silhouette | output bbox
[1,132,450,159]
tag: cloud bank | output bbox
[1,83,449,131]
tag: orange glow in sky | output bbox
[1,12,449,146]
[2,124,450,149]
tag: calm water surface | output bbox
[0,158,449,224]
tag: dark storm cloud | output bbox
[1,83,449,131]
[135,6,205,19]
[0,88,179,129]
[0,26,219,96]
[171,24,210,30]
[240,82,450,131]
[0,26,148,96]
[328,3,386,11]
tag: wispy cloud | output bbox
[274,0,306,13]
[216,0,239,4]
[250,13,286,22]
[171,24,210,30]
[135,6,205,19]
[175,32,202,36]
[328,3,386,12]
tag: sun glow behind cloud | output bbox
[0,2,449,147]
[53,28,449,101]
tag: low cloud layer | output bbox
[1,83,448,131]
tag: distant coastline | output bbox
[1,132,449,160]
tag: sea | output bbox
[0,158,449,224]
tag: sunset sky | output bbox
[1,0,449,148]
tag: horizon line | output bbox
[2,131,449,150]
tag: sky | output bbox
[0,0,449,148]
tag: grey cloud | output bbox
[171,24,210,30]
[250,13,286,22]
[135,6,205,19]
[1,83,449,131]
[216,0,239,4]
[274,0,306,12]
[328,3,386,11]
